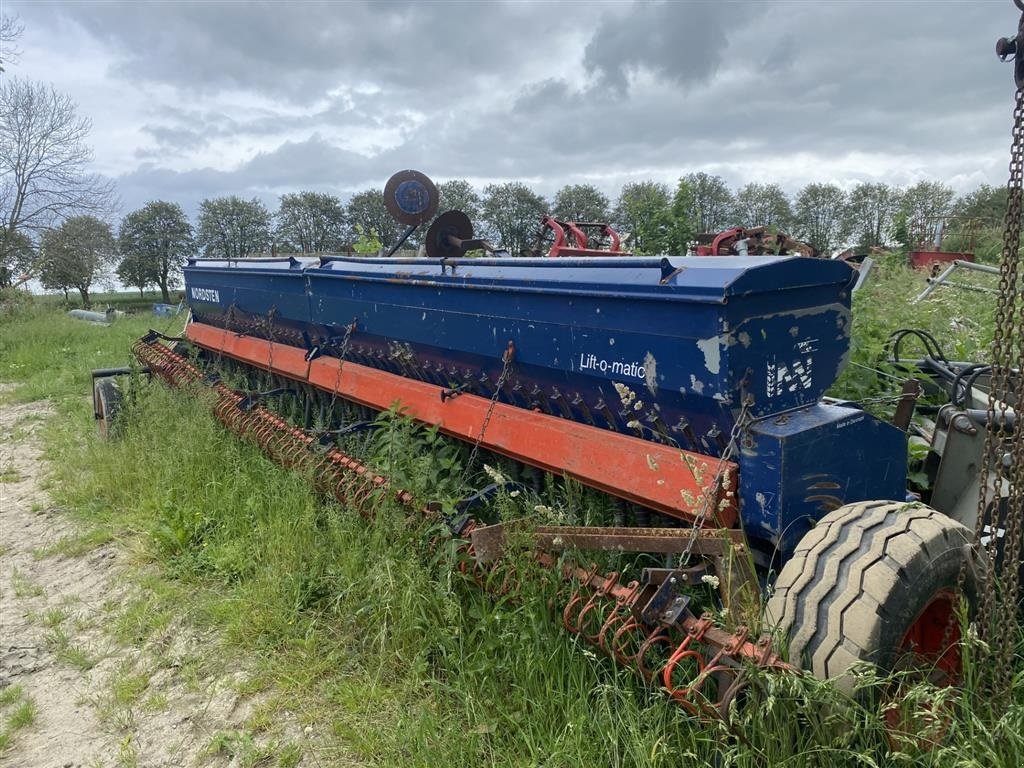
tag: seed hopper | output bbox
[94,13,1024,720]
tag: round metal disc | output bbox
[383,170,439,226]
[425,210,474,259]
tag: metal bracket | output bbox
[659,258,683,285]
[441,383,471,402]
[639,571,693,626]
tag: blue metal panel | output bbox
[739,403,908,556]
[181,253,908,552]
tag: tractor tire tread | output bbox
[765,501,974,693]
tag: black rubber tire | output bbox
[93,377,122,439]
[765,500,978,694]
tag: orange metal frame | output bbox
[186,322,738,526]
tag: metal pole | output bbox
[383,224,418,258]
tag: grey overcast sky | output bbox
[6,0,1022,218]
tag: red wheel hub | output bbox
[898,589,961,682]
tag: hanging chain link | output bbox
[263,307,278,375]
[961,75,1024,691]
[679,398,752,566]
[216,304,238,364]
[987,82,1024,671]
[460,342,515,486]
[323,321,357,426]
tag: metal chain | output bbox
[460,343,515,486]
[323,322,356,428]
[263,307,278,375]
[679,398,752,566]
[987,83,1024,676]
[216,304,238,364]
[960,83,1024,686]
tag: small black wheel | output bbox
[93,377,122,439]
[765,500,980,694]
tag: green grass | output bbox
[10,568,44,598]
[830,252,998,407]
[0,685,37,752]
[0,686,23,708]
[1,276,1022,766]
[45,626,100,671]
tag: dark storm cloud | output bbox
[10,0,1018,220]
[582,1,762,91]
[18,0,574,105]
[385,2,1011,185]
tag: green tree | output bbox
[0,227,33,287]
[481,182,548,256]
[613,181,672,254]
[552,184,610,223]
[196,196,272,261]
[275,191,347,253]
[679,172,734,233]
[436,179,482,220]
[39,215,115,306]
[116,249,154,298]
[351,224,383,255]
[793,183,849,255]
[668,178,697,255]
[947,185,1011,262]
[346,189,401,250]
[845,182,902,249]
[898,181,954,248]
[952,184,1009,221]
[732,183,793,229]
[118,201,194,302]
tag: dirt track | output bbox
[0,387,313,767]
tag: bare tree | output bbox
[1,15,23,72]
[1,78,117,276]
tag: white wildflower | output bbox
[613,381,636,408]
[482,463,508,485]
[701,574,720,589]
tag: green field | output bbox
[1,262,1021,767]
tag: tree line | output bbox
[4,173,1008,306]
[0,14,1009,306]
